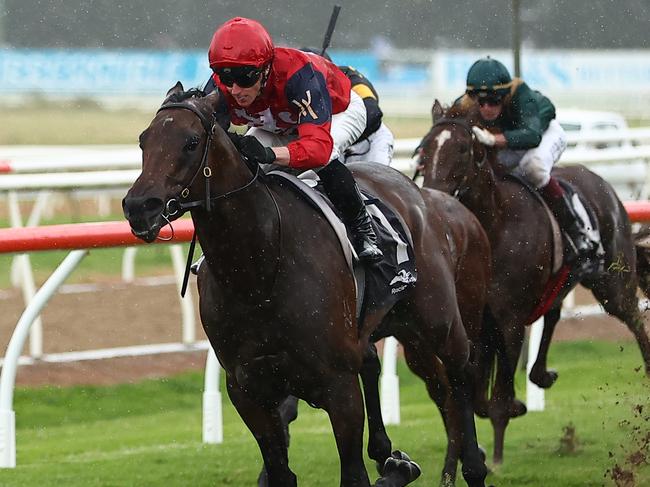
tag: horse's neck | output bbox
[193,144,280,300]
[460,164,505,235]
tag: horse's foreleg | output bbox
[529,308,561,388]
[439,319,488,487]
[257,395,299,487]
[360,342,392,469]
[489,319,526,465]
[323,373,372,487]
[401,341,459,486]
[226,376,296,487]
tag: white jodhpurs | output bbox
[344,122,395,166]
[512,119,567,188]
[246,90,367,163]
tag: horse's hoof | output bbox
[376,451,406,476]
[376,450,421,485]
[508,399,527,418]
[530,368,558,389]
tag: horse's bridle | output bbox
[426,116,488,199]
[156,101,261,218]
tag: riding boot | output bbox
[318,159,383,264]
[541,179,597,262]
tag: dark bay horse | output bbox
[417,100,650,465]
[122,83,490,487]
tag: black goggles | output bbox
[214,66,263,88]
[470,91,503,106]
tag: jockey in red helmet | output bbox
[204,17,382,264]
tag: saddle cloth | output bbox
[267,170,417,324]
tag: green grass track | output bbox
[0,341,648,486]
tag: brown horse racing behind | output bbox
[122,84,491,487]
[418,100,650,466]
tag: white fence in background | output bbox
[0,222,222,468]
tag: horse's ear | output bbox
[431,99,444,123]
[166,81,184,98]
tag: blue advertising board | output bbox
[0,49,208,95]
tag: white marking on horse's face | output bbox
[431,129,452,178]
[162,117,174,127]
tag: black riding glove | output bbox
[239,135,276,164]
[226,131,244,150]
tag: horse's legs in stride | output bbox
[489,315,526,465]
[401,340,461,487]
[226,377,297,487]
[258,395,299,487]
[529,308,561,388]
[438,319,488,487]
[360,343,392,469]
[323,374,372,487]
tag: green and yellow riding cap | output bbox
[465,57,512,99]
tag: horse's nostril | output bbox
[123,196,164,220]
[142,197,165,214]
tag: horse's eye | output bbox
[185,136,200,152]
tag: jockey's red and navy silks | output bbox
[206,47,351,169]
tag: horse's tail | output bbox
[634,227,650,299]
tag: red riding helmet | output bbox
[208,17,274,69]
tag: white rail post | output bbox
[7,191,43,358]
[202,348,223,444]
[380,336,400,425]
[526,318,545,412]
[121,247,138,283]
[0,249,88,467]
